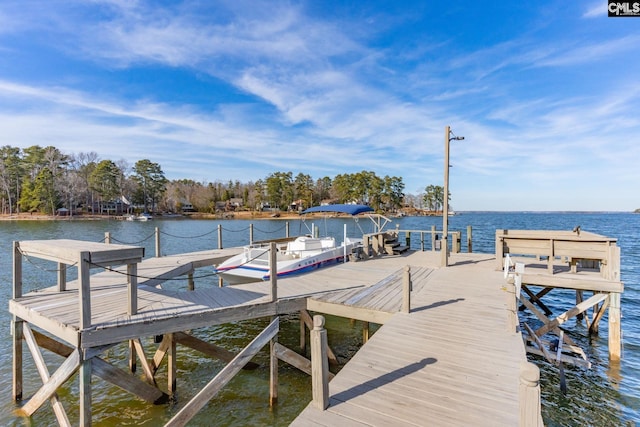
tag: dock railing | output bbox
[362,226,472,258]
[495,229,620,279]
[105,223,474,264]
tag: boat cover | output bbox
[302,204,374,215]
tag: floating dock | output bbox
[8,228,623,426]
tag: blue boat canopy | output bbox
[302,204,374,216]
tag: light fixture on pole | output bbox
[442,125,464,267]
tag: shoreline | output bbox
[0,211,306,222]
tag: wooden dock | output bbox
[292,252,530,426]
[9,229,623,426]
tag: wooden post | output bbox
[300,311,306,353]
[343,224,348,262]
[12,241,23,401]
[362,322,370,343]
[467,225,473,253]
[519,361,542,427]
[453,231,461,253]
[609,292,621,361]
[402,265,411,313]
[188,273,194,291]
[269,242,277,302]
[311,315,329,410]
[496,230,505,270]
[431,225,436,251]
[286,222,290,238]
[405,231,411,247]
[79,357,92,427]
[249,223,254,245]
[129,340,136,373]
[155,227,161,257]
[218,224,223,249]
[420,231,425,251]
[12,318,23,401]
[127,263,137,316]
[576,291,584,321]
[57,263,67,291]
[168,333,177,396]
[104,231,111,244]
[363,235,370,258]
[79,251,91,330]
[269,316,278,406]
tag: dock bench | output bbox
[495,229,620,280]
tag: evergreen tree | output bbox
[132,159,167,213]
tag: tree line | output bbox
[1,145,448,215]
[0,146,168,215]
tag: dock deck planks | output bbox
[9,233,624,426]
[10,246,402,347]
[292,252,524,427]
[10,244,543,426]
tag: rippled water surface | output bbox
[1,212,638,426]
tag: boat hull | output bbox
[216,238,358,285]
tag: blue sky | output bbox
[0,1,638,211]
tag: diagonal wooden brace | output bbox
[165,317,279,427]
[518,292,582,351]
[535,293,608,337]
[174,332,260,370]
[132,338,157,385]
[519,285,553,315]
[22,325,71,426]
[31,330,168,405]
[17,348,81,417]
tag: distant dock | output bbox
[8,227,622,426]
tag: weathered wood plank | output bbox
[165,317,279,427]
[535,292,608,336]
[273,342,335,380]
[22,325,71,427]
[17,349,80,417]
[173,332,259,370]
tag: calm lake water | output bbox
[1,212,638,426]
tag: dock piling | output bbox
[402,265,411,313]
[609,292,621,360]
[269,242,277,302]
[519,361,543,427]
[311,315,329,410]
[12,241,23,401]
[270,316,279,406]
[431,225,436,251]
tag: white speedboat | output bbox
[125,213,153,221]
[215,235,362,284]
[215,204,375,284]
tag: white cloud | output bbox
[583,2,607,18]
[1,1,639,210]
